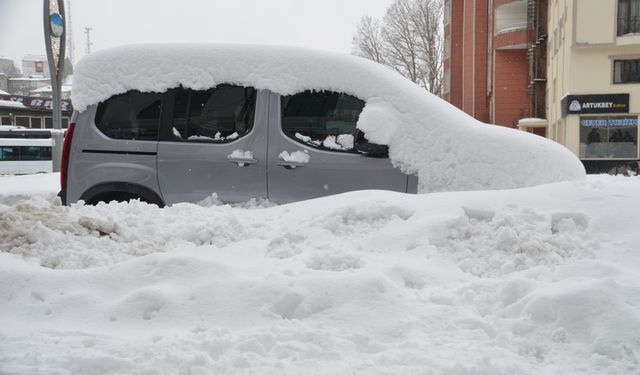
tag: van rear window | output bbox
[95,91,162,141]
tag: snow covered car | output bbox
[59,44,585,206]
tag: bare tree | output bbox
[413,0,444,96]
[352,0,443,96]
[352,15,386,64]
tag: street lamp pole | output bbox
[43,0,66,172]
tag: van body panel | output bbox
[266,92,409,204]
[66,89,413,206]
[66,106,162,204]
[156,90,269,204]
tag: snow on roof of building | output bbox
[0,100,27,109]
[72,44,585,192]
[0,89,9,95]
[30,85,72,93]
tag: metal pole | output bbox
[43,0,66,173]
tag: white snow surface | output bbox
[0,99,27,109]
[1,173,640,374]
[72,44,585,192]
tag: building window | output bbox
[443,70,451,94]
[580,116,638,159]
[495,0,528,34]
[15,116,30,127]
[444,1,451,26]
[444,35,451,59]
[614,59,640,83]
[30,117,42,128]
[1,116,12,126]
[618,0,640,36]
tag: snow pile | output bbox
[72,44,585,193]
[1,174,640,374]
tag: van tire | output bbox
[79,182,165,207]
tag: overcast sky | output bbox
[0,0,394,67]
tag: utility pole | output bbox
[43,0,66,173]
[66,0,74,63]
[84,27,93,55]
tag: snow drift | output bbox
[72,44,585,193]
[1,173,639,374]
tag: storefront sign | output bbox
[580,117,638,127]
[562,94,630,116]
[0,94,73,112]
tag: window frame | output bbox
[94,90,164,142]
[279,90,366,154]
[579,115,639,160]
[15,116,30,128]
[158,85,258,144]
[613,58,640,84]
[617,0,640,36]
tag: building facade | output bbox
[547,0,640,171]
[0,94,72,129]
[21,55,50,78]
[443,0,535,129]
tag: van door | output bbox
[156,86,268,204]
[267,91,408,204]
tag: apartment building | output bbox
[443,0,539,130]
[547,0,640,172]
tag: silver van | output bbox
[60,85,417,206]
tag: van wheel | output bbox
[79,183,165,207]
[86,192,150,206]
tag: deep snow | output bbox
[1,173,639,374]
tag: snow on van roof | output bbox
[72,44,585,192]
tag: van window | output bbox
[170,85,257,143]
[281,90,365,152]
[95,91,162,141]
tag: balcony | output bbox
[618,16,640,36]
[495,0,528,35]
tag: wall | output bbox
[493,49,530,126]
[547,0,640,159]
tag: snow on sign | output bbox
[72,44,586,192]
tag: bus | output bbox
[0,127,53,175]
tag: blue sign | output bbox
[50,13,64,38]
[580,117,638,127]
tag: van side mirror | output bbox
[354,130,389,158]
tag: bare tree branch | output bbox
[351,0,444,97]
[352,15,386,64]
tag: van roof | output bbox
[71,43,409,113]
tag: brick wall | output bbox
[493,49,529,127]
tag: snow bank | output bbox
[1,174,640,374]
[72,44,585,193]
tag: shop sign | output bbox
[0,94,73,112]
[580,117,638,127]
[562,94,629,116]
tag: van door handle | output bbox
[227,150,258,167]
[227,157,258,167]
[277,161,307,169]
[277,150,309,169]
